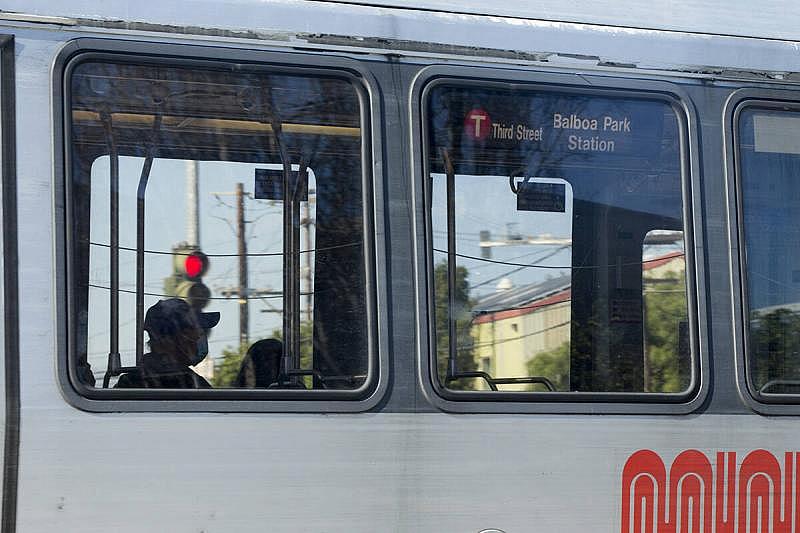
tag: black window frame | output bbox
[55,38,387,413]
[727,88,800,414]
[0,34,19,530]
[412,65,708,414]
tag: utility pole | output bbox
[236,182,248,347]
[302,197,313,318]
[212,186,282,339]
[213,177,317,346]
[186,161,200,247]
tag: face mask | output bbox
[191,332,209,366]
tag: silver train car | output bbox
[0,1,799,531]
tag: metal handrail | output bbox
[446,371,557,392]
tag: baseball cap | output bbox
[144,298,220,338]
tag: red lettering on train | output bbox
[621,449,799,533]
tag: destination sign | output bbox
[428,85,674,169]
[463,107,637,154]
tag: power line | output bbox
[434,248,684,270]
[467,247,557,274]
[88,283,315,300]
[88,240,359,257]
[458,320,572,350]
[471,246,570,289]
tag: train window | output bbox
[737,105,800,400]
[67,57,374,399]
[425,81,694,399]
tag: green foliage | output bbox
[525,268,690,394]
[643,269,689,392]
[750,307,800,392]
[211,343,248,388]
[434,260,477,390]
[527,341,569,391]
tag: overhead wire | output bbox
[88,240,359,257]
[434,248,684,269]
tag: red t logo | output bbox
[464,108,491,140]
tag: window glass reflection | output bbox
[427,83,691,394]
[739,107,800,396]
[70,60,370,393]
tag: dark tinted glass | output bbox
[69,59,371,394]
[739,107,800,397]
[426,83,692,395]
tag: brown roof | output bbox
[473,289,571,325]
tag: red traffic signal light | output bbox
[182,251,208,281]
[167,245,212,310]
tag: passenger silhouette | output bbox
[116,298,220,389]
[234,338,283,388]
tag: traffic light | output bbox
[164,244,211,310]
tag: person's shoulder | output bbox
[141,352,177,373]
